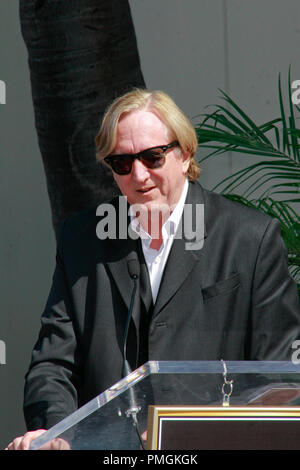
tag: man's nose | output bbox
[131,158,150,181]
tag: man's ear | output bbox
[181,149,191,174]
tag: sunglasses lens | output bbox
[141,149,165,169]
[111,156,133,175]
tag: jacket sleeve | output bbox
[250,218,300,360]
[23,221,82,430]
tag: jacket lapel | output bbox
[136,241,154,312]
[99,196,152,331]
[105,239,142,328]
[153,182,207,317]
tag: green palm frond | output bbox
[196,71,300,293]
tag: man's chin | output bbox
[132,200,171,213]
[130,199,173,228]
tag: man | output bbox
[6,89,300,449]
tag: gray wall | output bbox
[1,0,300,448]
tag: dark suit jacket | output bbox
[24,181,300,430]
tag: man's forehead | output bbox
[118,109,163,127]
[116,109,171,141]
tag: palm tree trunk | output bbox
[19,0,145,233]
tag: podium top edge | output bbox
[146,360,300,374]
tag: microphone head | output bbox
[127,258,140,279]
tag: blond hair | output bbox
[95,88,200,181]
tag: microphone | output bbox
[122,257,145,449]
[127,258,140,280]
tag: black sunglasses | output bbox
[104,140,179,175]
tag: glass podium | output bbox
[29,361,300,450]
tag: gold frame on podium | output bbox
[147,405,300,450]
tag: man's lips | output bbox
[137,186,156,193]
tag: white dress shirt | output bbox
[129,179,189,303]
